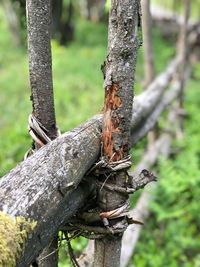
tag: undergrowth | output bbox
[1,4,198,267]
[133,64,200,267]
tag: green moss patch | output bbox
[0,212,37,267]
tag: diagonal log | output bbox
[0,57,180,267]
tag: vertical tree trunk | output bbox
[176,0,190,139]
[79,0,106,22]
[178,0,190,109]
[93,1,139,267]
[26,0,57,140]
[141,0,157,145]
[26,0,58,266]
[51,0,63,38]
[2,0,22,47]
[141,0,154,88]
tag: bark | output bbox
[0,116,101,267]
[77,133,173,267]
[93,1,139,267]
[26,0,59,265]
[26,0,57,140]
[0,58,182,266]
[75,69,191,267]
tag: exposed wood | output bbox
[76,67,191,267]
[93,1,139,266]
[0,58,181,266]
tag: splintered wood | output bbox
[102,83,124,161]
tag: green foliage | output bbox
[0,6,174,176]
[133,67,200,267]
[0,3,199,266]
[58,236,88,267]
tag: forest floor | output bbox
[0,9,199,267]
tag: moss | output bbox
[0,212,37,267]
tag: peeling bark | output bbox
[93,1,139,267]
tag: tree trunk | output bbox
[26,0,57,140]
[79,0,106,22]
[141,0,158,145]
[51,0,63,38]
[93,1,139,267]
[2,0,22,47]
[0,56,182,267]
[141,0,154,88]
[175,0,190,139]
[26,0,58,265]
[60,0,74,45]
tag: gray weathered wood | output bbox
[0,116,101,266]
[131,75,183,144]
[26,0,59,265]
[93,1,139,266]
[0,58,180,266]
[26,0,57,139]
[141,0,154,88]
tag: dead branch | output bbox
[0,58,180,267]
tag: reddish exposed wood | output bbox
[102,83,123,160]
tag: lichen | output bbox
[0,212,37,267]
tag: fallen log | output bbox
[151,5,200,44]
[0,58,180,266]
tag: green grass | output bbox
[1,4,199,267]
[133,65,200,267]
[0,7,174,177]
